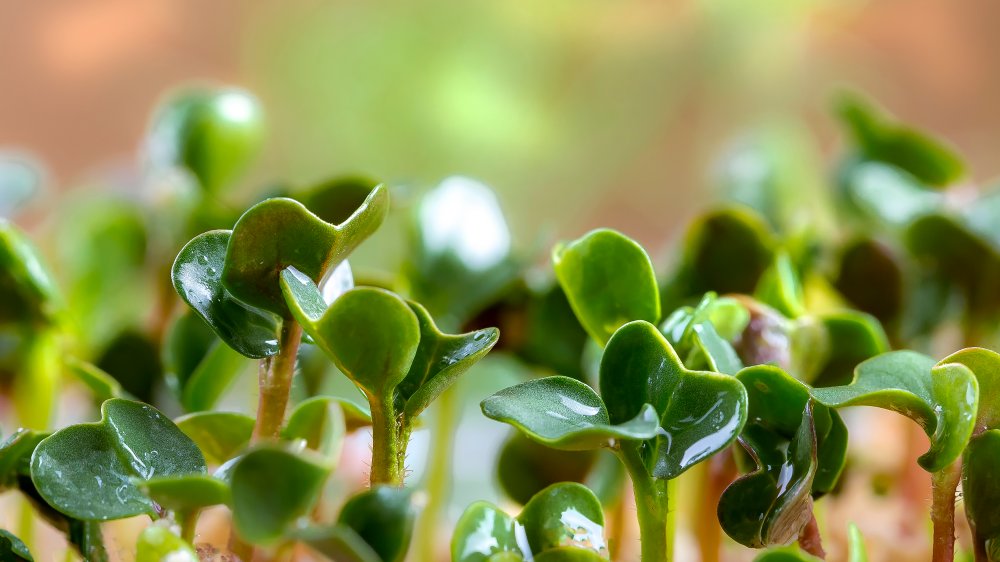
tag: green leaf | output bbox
[599,321,748,479]
[663,207,775,308]
[808,311,889,387]
[0,220,60,325]
[338,486,419,562]
[175,411,254,465]
[837,91,964,187]
[553,229,660,346]
[65,357,128,403]
[754,252,805,318]
[297,175,382,225]
[222,187,388,317]
[940,347,1000,432]
[509,282,591,381]
[180,341,249,412]
[963,430,1000,555]
[142,473,230,512]
[753,547,821,562]
[837,160,940,228]
[812,351,978,472]
[171,230,280,358]
[661,293,748,375]
[30,399,206,520]
[136,524,198,562]
[719,401,818,548]
[397,301,499,418]
[481,376,659,450]
[230,446,330,544]
[282,277,420,400]
[0,529,32,561]
[833,238,904,329]
[847,523,870,562]
[282,396,348,460]
[295,525,381,562]
[147,87,264,193]
[452,483,608,562]
[496,432,599,506]
[0,429,48,488]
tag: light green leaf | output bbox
[175,411,254,465]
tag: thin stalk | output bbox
[252,321,303,442]
[415,386,461,561]
[619,444,674,562]
[931,459,962,562]
[178,509,198,544]
[696,451,735,562]
[798,513,826,559]
[369,395,404,486]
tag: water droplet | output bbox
[198,255,209,265]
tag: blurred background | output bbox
[3,1,998,560]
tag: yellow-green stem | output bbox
[252,321,303,442]
[370,396,404,486]
[620,444,675,562]
[416,385,461,561]
[13,328,59,431]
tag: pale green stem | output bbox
[619,444,675,562]
[415,385,461,561]
[252,321,303,442]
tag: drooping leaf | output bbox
[282,275,420,400]
[175,411,254,465]
[136,524,199,562]
[30,399,206,520]
[553,229,660,346]
[396,301,499,418]
[599,321,748,479]
[812,351,978,472]
[719,401,818,548]
[146,87,264,194]
[452,483,609,562]
[0,220,60,325]
[481,376,659,451]
[222,187,388,317]
[337,486,419,562]
[171,230,280,358]
[836,91,964,187]
[141,473,231,512]
[0,529,32,562]
[230,446,330,544]
[405,176,517,325]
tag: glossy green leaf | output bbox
[812,351,978,472]
[295,525,381,562]
[136,524,198,562]
[719,401,817,548]
[222,186,388,316]
[755,252,805,318]
[0,429,47,488]
[283,277,420,399]
[65,357,127,403]
[663,207,775,308]
[338,486,419,562]
[30,399,205,520]
[230,446,329,544]
[0,220,60,325]
[175,411,253,465]
[963,430,1000,556]
[0,529,32,562]
[661,293,748,375]
[452,483,608,562]
[405,176,517,324]
[481,376,659,450]
[397,301,499,418]
[837,92,964,187]
[171,230,280,358]
[940,348,1000,432]
[282,396,348,459]
[553,229,660,346]
[12,474,107,560]
[142,473,230,512]
[599,321,748,479]
[147,87,264,193]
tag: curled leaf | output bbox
[481,376,659,451]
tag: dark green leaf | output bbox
[812,351,978,472]
[282,277,420,400]
[397,301,498,418]
[481,376,659,450]
[338,486,419,562]
[175,411,254,465]
[230,446,330,544]
[963,430,1000,558]
[553,229,660,346]
[599,321,748,479]
[834,238,904,328]
[172,230,280,358]
[95,330,162,403]
[30,399,206,520]
[0,220,60,325]
[65,357,127,403]
[222,187,388,317]
[808,312,889,387]
[496,432,598,506]
[0,430,47,488]
[147,87,264,193]
[0,529,32,562]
